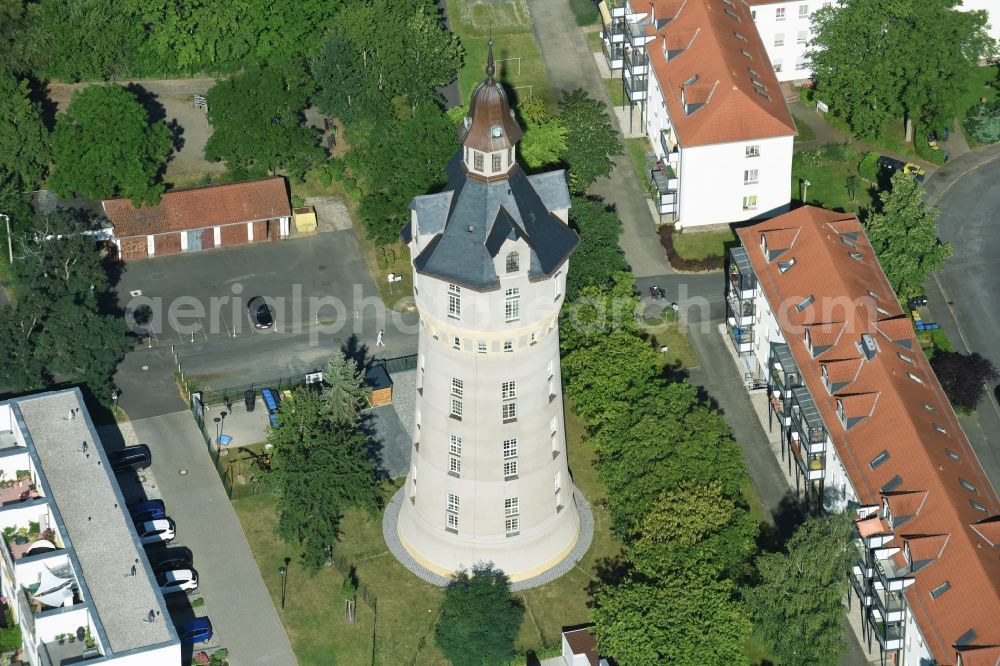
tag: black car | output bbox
[876,155,906,174]
[146,546,194,575]
[109,444,151,473]
[247,296,273,329]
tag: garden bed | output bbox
[658,225,725,271]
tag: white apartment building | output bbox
[726,206,1000,666]
[396,47,582,581]
[0,389,179,666]
[602,0,796,229]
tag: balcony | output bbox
[870,584,906,625]
[659,128,678,156]
[727,247,757,300]
[624,48,648,76]
[650,162,678,214]
[869,618,904,652]
[623,71,647,101]
[625,17,653,48]
[6,525,62,562]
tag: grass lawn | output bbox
[647,320,699,370]
[625,137,653,190]
[233,407,624,664]
[671,228,736,261]
[584,28,605,54]
[791,111,816,143]
[790,144,874,213]
[603,77,626,107]
[448,0,555,112]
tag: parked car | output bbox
[109,444,151,473]
[876,156,925,183]
[136,518,175,545]
[247,296,273,329]
[129,499,165,523]
[156,568,198,595]
[178,618,213,644]
[147,547,193,575]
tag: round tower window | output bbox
[491,124,503,138]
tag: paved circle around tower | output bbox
[382,485,595,591]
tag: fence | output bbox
[189,354,417,406]
[329,551,378,611]
[189,393,235,498]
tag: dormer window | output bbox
[506,251,519,273]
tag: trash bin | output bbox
[244,390,256,412]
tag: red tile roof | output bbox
[103,177,290,238]
[957,644,1000,666]
[564,628,599,666]
[738,206,1000,666]
[636,0,796,147]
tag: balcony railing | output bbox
[623,72,647,101]
[660,129,678,155]
[869,618,904,652]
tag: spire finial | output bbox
[486,40,495,80]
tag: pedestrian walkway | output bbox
[526,0,672,278]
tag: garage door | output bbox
[220,223,248,246]
[252,220,268,243]
[154,233,182,256]
[119,237,148,261]
[201,227,215,251]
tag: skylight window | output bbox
[933,423,947,435]
[684,74,699,85]
[867,289,878,300]
[740,49,752,58]
[725,8,740,21]
[945,448,959,461]
[734,31,748,42]
[748,67,759,77]
[755,88,771,100]
[908,372,923,384]
[930,581,951,599]
[778,258,796,273]
[898,352,914,365]
[971,500,988,513]
[795,295,815,312]
[869,450,890,470]
[960,478,978,494]
[881,475,903,492]
[923,402,935,412]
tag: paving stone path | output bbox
[382,485,594,590]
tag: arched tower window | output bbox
[506,251,519,273]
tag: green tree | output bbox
[435,563,523,666]
[745,512,854,666]
[558,89,623,191]
[321,351,367,424]
[49,85,171,205]
[629,481,757,582]
[313,0,462,125]
[593,571,750,666]
[269,388,380,572]
[2,211,130,402]
[864,171,952,296]
[566,196,627,298]
[560,271,640,356]
[966,100,1000,144]
[350,102,458,243]
[0,75,49,223]
[930,351,999,412]
[204,62,322,178]
[810,0,992,138]
[517,98,567,170]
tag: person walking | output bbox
[376,329,385,347]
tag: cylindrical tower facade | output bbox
[397,266,580,580]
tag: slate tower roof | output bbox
[402,45,577,291]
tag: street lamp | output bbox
[0,213,12,264]
[213,417,221,444]
[111,388,120,415]
[279,557,290,609]
[801,178,812,204]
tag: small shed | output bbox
[293,206,317,234]
[365,365,393,407]
[562,627,610,666]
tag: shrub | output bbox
[799,86,816,105]
[342,177,356,190]
[191,597,205,608]
[349,188,362,201]
[569,0,600,26]
[858,152,880,182]
[316,166,332,187]
[290,194,305,208]
[965,102,1000,144]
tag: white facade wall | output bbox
[676,136,793,229]
[398,241,579,580]
[750,1,833,81]
[962,0,1000,46]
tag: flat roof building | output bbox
[0,389,179,666]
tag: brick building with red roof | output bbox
[726,205,1000,665]
[102,177,291,261]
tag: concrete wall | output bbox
[677,136,793,229]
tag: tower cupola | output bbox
[461,41,523,180]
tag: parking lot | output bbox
[99,416,296,665]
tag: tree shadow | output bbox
[585,552,631,607]
[757,493,808,554]
[356,411,390,483]
[124,83,166,124]
[340,334,371,372]
[26,76,59,132]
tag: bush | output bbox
[342,177,356,190]
[316,166,332,187]
[965,102,1000,144]
[858,152,880,182]
[349,188,362,201]
[569,0,600,25]
[799,86,816,105]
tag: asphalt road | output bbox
[113,230,418,419]
[927,146,1000,493]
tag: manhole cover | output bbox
[317,264,326,270]
[141,365,149,371]
[178,469,189,476]
[129,289,143,297]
